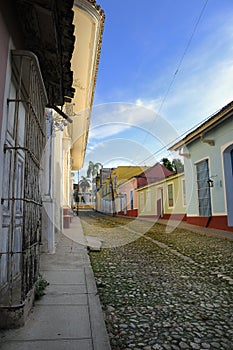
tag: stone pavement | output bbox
[0,217,111,350]
[83,212,233,350]
[157,218,233,240]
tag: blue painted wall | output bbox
[184,116,233,217]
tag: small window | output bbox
[114,176,117,189]
[167,183,174,207]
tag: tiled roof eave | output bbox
[16,0,75,106]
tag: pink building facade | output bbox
[117,163,174,217]
[118,177,139,217]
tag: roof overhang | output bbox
[15,0,75,106]
[169,101,233,151]
[70,0,105,170]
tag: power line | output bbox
[140,0,209,150]
[87,1,210,175]
[157,0,209,116]
[138,103,220,166]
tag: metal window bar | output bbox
[0,50,47,307]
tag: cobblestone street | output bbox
[79,210,233,350]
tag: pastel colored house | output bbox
[96,166,148,215]
[137,172,186,221]
[59,1,105,230]
[117,177,139,217]
[95,167,112,212]
[169,101,233,232]
[117,163,174,217]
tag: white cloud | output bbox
[91,102,157,128]
[84,10,233,172]
[161,56,233,134]
[89,122,131,140]
[135,98,162,112]
[145,16,233,135]
[89,101,179,148]
[85,137,159,168]
[103,158,136,168]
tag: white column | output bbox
[62,136,71,208]
[41,111,55,253]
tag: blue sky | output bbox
[79,0,233,176]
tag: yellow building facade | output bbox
[137,172,186,221]
[53,0,105,231]
[96,166,148,214]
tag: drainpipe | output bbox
[205,215,212,228]
[109,172,116,216]
[206,178,214,227]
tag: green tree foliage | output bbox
[172,158,184,173]
[161,157,184,174]
[79,176,91,193]
[161,158,174,172]
[87,161,102,178]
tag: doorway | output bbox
[196,159,212,217]
[223,145,233,226]
[157,188,164,218]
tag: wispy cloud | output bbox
[135,98,162,112]
[89,123,131,140]
[137,15,233,136]
[91,103,157,127]
[85,137,158,168]
[90,14,233,148]
[89,103,160,144]
[88,101,180,158]
[84,8,233,175]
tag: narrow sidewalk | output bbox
[0,217,111,350]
